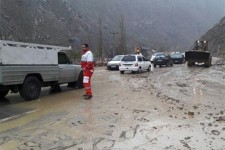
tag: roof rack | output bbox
[0,40,71,51]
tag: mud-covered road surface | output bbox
[0,58,225,150]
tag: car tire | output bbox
[19,76,41,101]
[137,68,141,74]
[147,66,150,72]
[166,62,169,67]
[187,61,194,67]
[76,72,84,89]
[0,86,9,99]
[120,71,124,74]
[154,64,156,68]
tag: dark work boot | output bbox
[83,94,88,97]
[84,95,93,100]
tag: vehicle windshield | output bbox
[156,54,166,58]
[112,55,123,61]
[153,52,163,56]
[121,56,136,61]
[171,53,182,58]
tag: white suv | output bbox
[119,54,151,74]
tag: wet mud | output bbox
[0,58,225,149]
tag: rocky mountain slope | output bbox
[0,0,80,46]
[67,0,225,51]
[200,16,225,57]
[0,0,225,57]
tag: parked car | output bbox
[107,55,124,70]
[170,52,185,64]
[153,53,173,67]
[150,52,164,62]
[119,54,151,74]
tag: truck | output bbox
[0,40,83,100]
[185,40,212,67]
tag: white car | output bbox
[107,55,124,70]
[119,54,151,74]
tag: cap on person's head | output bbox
[81,43,89,48]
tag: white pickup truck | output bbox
[0,40,83,100]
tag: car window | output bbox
[156,54,165,58]
[121,56,136,61]
[138,56,142,61]
[112,55,123,61]
[58,52,70,64]
[153,52,163,56]
[142,57,148,61]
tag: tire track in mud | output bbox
[122,63,225,149]
[1,65,225,150]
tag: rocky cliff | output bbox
[200,17,225,57]
[0,0,225,57]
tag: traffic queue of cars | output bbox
[107,52,185,74]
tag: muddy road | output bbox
[0,59,225,150]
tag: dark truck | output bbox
[185,40,212,67]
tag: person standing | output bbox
[80,43,94,100]
[135,47,142,56]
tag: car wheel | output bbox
[187,61,194,67]
[76,72,84,89]
[137,68,141,74]
[147,66,150,72]
[154,64,156,68]
[159,65,162,68]
[19,76,41,101]
[0,86,9,99]
[120,71,124,74]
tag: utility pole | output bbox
[98,18,103,59]
[0,0,2,40]
[110,32,118,56]
[119,15,127,54]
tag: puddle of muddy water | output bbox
[0,85,83,132]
